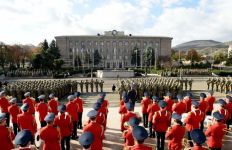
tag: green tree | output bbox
[93,49,102,66]
[31,53,43,69]
[185,49,201,62]
[131,46,140,67]
[226,50,232,65]
[143,46,155,66]
[214,52,226,64]
[0,44,9,73]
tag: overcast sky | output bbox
[0,0,232,46]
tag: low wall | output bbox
[97,70,134,78]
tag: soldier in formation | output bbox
[161,68,211,77]
[206,77,232,94]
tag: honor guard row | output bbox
[206,77,232,94]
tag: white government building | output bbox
[55,30,172,69]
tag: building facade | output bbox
[55,30,172,69]
[228,45,232,58]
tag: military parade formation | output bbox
[161,69,211,77]
[206,77,232,94]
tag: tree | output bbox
[214,52,226,64]
[226,50,232,66]
[93,49,102,66]
[185,49,201,62]
[31,53,43,69]
[53,59,64,70]
[143,46,155,66]
[131,46,140,67]
[0,44,9,72]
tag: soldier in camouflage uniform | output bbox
[80,80,84,93]
[99,80,104,92]
[90,79,94,92]
[85,80,89,93]
[95,79,99,93]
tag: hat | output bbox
[125,102,134,111]
[152,96,159,101]
[226,95,232,101]
[79,131,94,147]
[186,92,193,98]
[21,103,29,112]
[10,98,17,103]
[49,93,55,98]
[93,102,101,111]
[99,92,106,98]
[218,99,227,106]
[172,113,182,120]
[213,111,224,121]
[158,100,167,108]
[190,129,206,144]
[67,95,74,101]
[132,126,148,141]
[74,92,81,97]
[177,94,183,100]
[24,92,30,97]
[144,92,148,97]
[58,104,66,113]
[15,130,33,146]
[0,91,5,96]
[128,117,140,127]
[87,110,98,118]
[200,93,206,98]
[0,113,6,122]
[38,95,45,100]
[44,113,55,122]
[166,92,172,97]
[97,98,104,104]
[192,100,199,107]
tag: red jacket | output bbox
[121,111,138,132]
[74,98,83,113]
[8,104,22,123]
[164,98,174,113]
[48,99,59,115]
[166,124,186,150]
[119,100,128,115]
[218,107,230,123]
[0,126,15,150]
[129,144,152,150]
[183,98,192,112]
[96,111,106,128]
[192,146,208,150]
[147,102,160,122]
[225,102,232,114]
[66,101,78,121]
[23,97,36,114]
[141,98,151,114]
[17,112,37,135]
[83,121,104,150]
[172,101,186,115]
[205,96,215,112]
[0,97,10,113]
[152,109,171,132]
[205,122,226,148]
[40,125,61,150]
[36,102,48,121]
[101,100,109,114]
[122,128,134,146]
[199,99,209,114]
[184,109,204,131]
[54,113,73,137]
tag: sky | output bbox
[0,0,232,46]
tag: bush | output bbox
[213,70,232,76]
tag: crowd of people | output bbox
[0,87,231,150]
[161,69,211,77]
[206,77,232,94]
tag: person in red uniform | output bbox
[183,92,193,113]
[66,95,79,139]
[199,93,208,131]
[92,102,106,130]
[99,93,109,117]
[141,92,151,128]
[0,113,15,150]
[40,113,61,150]
[184,100,204,147]
[225,95,232,129]
[164,92,174,113]
[153,100,171,150]
[122,117,140,147]
[83,110,104,150]
[54,104,73,150]
[0,90,10,126]
[172,94,186,115]
[217,99,229,124]
[205,111,226,150]
[17,103,37,144]
[48,93,59,115]
[147,96,160,138]
[79,131,94,150]
[15,129,37,150]
[190,129,208,150]
[205,90,215,115]
[22,92,36,115]
[166,113,186,150]
[8,97,21,135]
[119,91,128,117]
[74,92,83,129]
[121,102,139,132]
[129,126,153,150]
[36,95,48,128]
